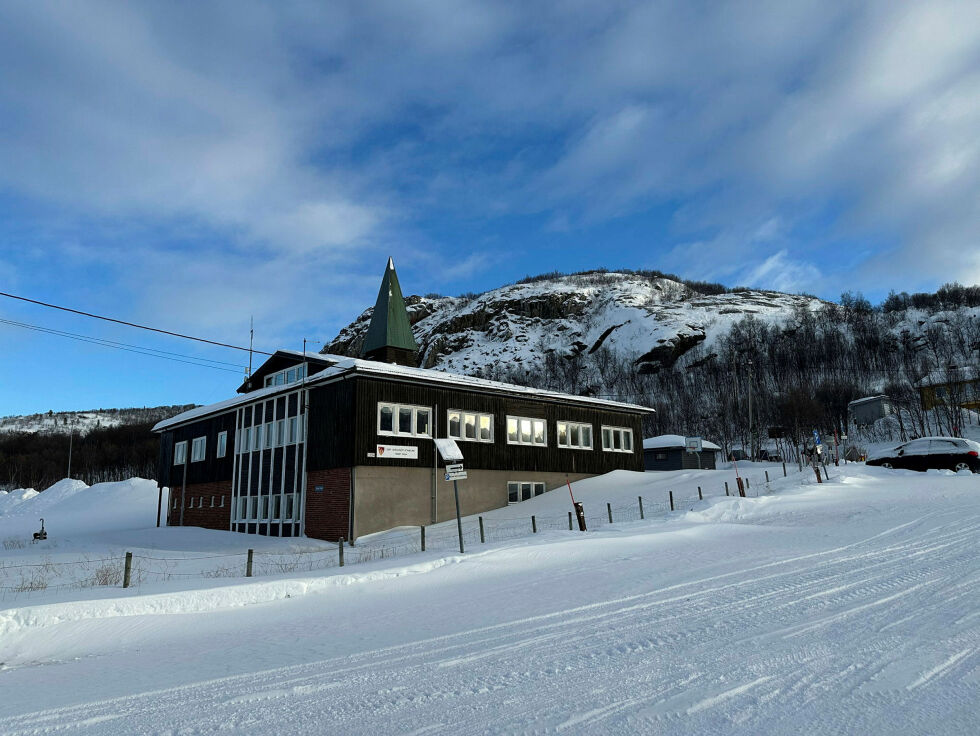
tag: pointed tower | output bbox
[360,258,419,367]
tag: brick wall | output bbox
[166,480,233,531]
[305,467,351,542]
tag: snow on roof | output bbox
[642,434,721,451]
[154,354,653,432]
[847,395,889,407]
[917,365,978,387]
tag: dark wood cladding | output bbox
[345,376,645,475]
[158,412,237,488]
[306,378,357,471]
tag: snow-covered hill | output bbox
[325,271,826,374]
[0,405,194,437]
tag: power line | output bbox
[0,290,273,356]
[0,317,246,374]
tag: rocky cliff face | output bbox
[324,271,825,376]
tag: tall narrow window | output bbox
[173,440,187,465]
[216,431,228,458]
[191,436,206,462]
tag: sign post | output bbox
[434,438,466,554]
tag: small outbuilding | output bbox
[847,395,893,426]
[643,435,720,471]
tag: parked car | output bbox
[866,437,980,473]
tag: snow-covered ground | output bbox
[0,464,977,734]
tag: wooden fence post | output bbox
[697,486,703,501]
[669,491,674,511]
[421,525,426,552]
[123,551,132,589]
[782,462,787,477]
[531,515,537,534]
[638,496,644,519]
[725,481,729,496]
[246,549,253,578]
[479,516,485,544]
[765,471,770,483]
[607,503,613,523]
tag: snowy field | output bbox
[0,464,978,734]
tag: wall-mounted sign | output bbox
[377,444,419,459]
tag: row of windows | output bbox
[174,495,227,510]
[233,493,302,522]
[174,432,228,465]
[508,481,546,503]
[263,364,308,388]
[377,403,634,453]
[236,418,304,454]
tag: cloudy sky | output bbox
[1,1,979,415]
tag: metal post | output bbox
[479,516,485,543]
[725,481,729,496]
[568,510,573,530]
[531,515,537,534]
[607,503,613,523]
[339,537,344,567]
[67,420,74,479]
[783,462,787,477]
[179,452,187,527]
[156,485,163,528]
[697,486,703,501]
[452,480,464,554]
[765,471,770,483]
[421,525,426,552]
[123,551,133,588]
[669,491,674,511]
[246,548,253,577]
[638,496,644,519]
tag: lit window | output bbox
[173,440,187,465]
[506,416,546,446]
[377,403,432,437]
[601,426,634,453]
[217,431,228,458]
[448,410,494,443]
[557,421,593,450]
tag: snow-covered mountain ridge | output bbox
[325,271,827,374]
[0,405,195,437]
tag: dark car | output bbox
[866,437,980,473]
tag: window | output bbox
[284,494,294,520]
[217,431,228,458]
[602,426,634,453]
[252,425,263,452]
[448,410,494,442]
[264,364,307,388]
[237,496,247,521]
[173,440,187,465]
[260,495,270,520]
[248,497,258,520]
[506,416,547,446]
[239,426,252,454]
[557,421,593,450]
[377,403,432,437]
[272,495,282,520]
[654,451,667,461]
[507,481,546,503]
[276,420,286,447]
[191,436,207,462]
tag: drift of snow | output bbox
[0,464,977,734]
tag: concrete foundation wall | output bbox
[351,466,592,539]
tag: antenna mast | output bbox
[248,316,254,377]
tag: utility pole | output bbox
[747,360,754,461]
[66,418,76,479]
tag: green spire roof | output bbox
[361,258,419,357]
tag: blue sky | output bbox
[1,1,979,416]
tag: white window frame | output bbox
[377,402,432,438]
[263,364,307,388]
[557,421,593,450]
[505,416,547,447]
[447,409,494,443]
[507,480,546,503]
[216,431,228,458]
[173,440,187,465]
[601,425,634,453]
[191,436,207,462]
